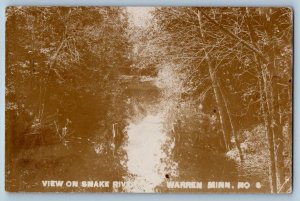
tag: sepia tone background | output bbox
[5,6,292,193]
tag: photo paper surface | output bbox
[5,6,293,193]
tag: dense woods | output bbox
[147,7,293,193]
[6,7,292,193]
[6,7,132,191]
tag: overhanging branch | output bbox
[200,11,267,63]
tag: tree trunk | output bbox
[196,11,231,151]
[271,79,285,188]
[260,66,278,193]
[217,80,244,162]
[264,14,286,190]
[205,50,231,151]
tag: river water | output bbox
[123,114,167,192]
[117,76,177,192]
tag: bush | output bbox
[226,125,269,182]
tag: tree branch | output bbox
[200,10,267,63]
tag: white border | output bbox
[0,1,297,201]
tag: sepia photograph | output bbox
[5,6,293,193]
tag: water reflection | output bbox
[123,114,171,192]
